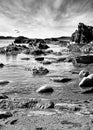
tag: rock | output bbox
[0,81,9,86]
[73,55,93,64]
[0,63,4,68]
[14,36,28,43]
[56,57,66,62]
[42,61,52,65]
[21,58,30,60]
[32,67,49,75]
[18,99,38,109]
[55,103,81,112]
[71,23,93,44]
[51,77,72,83]
[0,94,8,99]
[0,111,12,119]
[79,70,89,78]
[36,85,54,94]
[79,74,93,89]
[35,57,44,61]
[10,119,18,125]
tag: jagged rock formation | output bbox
[71,23,93,44]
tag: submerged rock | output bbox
[0,81,9,86]
[79,74,93,89]
[32,67,49,75]
[51,77,72,83]
[79,70,89,78]
[36,85,54,94]
[0,63,4,68]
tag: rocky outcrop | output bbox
[71,23,93,44]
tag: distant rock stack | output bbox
[71,23,93,44]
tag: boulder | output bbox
[79,74,93,89]
[0,63,4,68]
[79,70,89,78]
[36,85,54,94]
[32,67,49,75]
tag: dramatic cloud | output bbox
[0,0,93,38]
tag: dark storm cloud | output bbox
[0,0,93,37]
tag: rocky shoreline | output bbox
[0,23,93,129]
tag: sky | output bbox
[0,0,93,38]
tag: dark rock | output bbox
[56,57,66,62]
[10,119,18,125]
[51,77,72,83]
[72,55,93,64]
[0,63,4,68]
[42,61,52,65]
[14,36,28,43]
[0,81,9,86]
[0,111,12,119]
[21,58,30,60]
[36,85,54,94]
[0,94,8,99]
[71,23,93,44]
[32,67,49,75]
[35,57,44,61]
